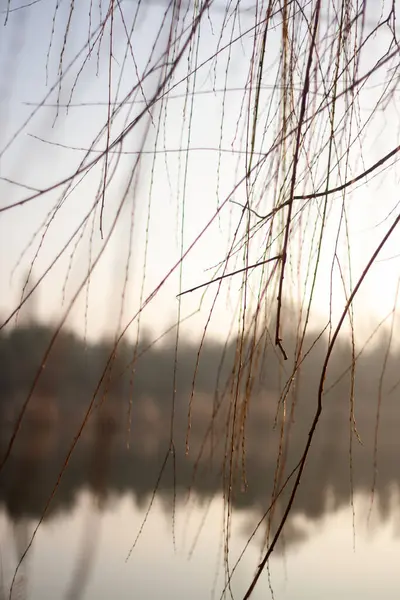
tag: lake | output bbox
[2,489,400,599]
[2,325,400,598]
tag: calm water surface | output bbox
[3,327,400,598]
[1,491,400,600]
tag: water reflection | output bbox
[1,322,400,597]
[1,492,400,600]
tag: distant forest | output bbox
[1,320,400,552]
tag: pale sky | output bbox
[1,0,400,348]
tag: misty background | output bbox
[2,311,400,553]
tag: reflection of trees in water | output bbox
[2,323,400,554]
[10,519,31,600]
[1,389,117,600]
[63,406,111,600]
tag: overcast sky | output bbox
[1,0,400,347]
